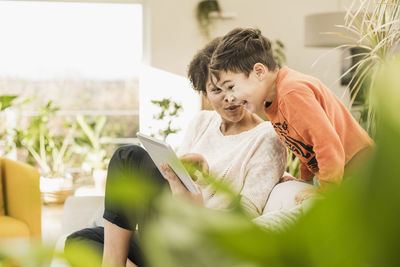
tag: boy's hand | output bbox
[160,163,203,204]
[279,175,298,183]
[295,187,317,204]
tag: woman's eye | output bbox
[212,88,222,93]
[228,85,234,90]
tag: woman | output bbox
[65,38,287,267]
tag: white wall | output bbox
[145,0,354,103]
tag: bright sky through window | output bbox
[0,1,142,80]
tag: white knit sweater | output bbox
[178,111,287,217]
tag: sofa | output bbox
[50,179,313,267]
[0,158,41,240]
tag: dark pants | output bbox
[65,145,168,267]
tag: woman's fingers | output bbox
[160,163,203,204]
[160,164,178,182]
[199,159,209,174]
[160,164,187,193]
[180,153,209,174]
[189,184,203,204]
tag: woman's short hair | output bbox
[187,37,221,94]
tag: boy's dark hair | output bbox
[187,37,221,94]
[209,28,277,80]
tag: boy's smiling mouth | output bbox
[240,100,249,109]
[239,100,255,113]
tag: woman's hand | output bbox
[179,153,209,180]
[160,163,203,204]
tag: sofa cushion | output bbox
[0,159,4,215]
[262,180,313,215]
[0,215,30,237]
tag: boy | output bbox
[209,28,374,199]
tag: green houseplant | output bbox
[0,95,33,157]
[150,98,183,141]
[74,115,111,193]
[196,0,221,39]
[0,95,18,111]
[336,0,400,136]
[13,101,76,204]
[0,95,19,157]
[75,115,109,171]
[13,101,75,176]
[272,39,287,68]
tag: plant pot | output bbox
[93,169,107,195]
[40,176,73,205]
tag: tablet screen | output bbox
[136,132,200,194]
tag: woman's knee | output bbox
[65,227,105,253]
[111,145,147,165]
[107,145,149,179]
[106,144,166,191]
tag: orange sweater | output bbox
[264,67,373,186]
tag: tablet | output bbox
[136,132,200,195]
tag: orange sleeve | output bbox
[280,88,345,188]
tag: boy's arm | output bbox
[280,89,345,189]
[300,163,314,181]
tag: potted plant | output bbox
[74,115,111,194]
[196,0,221,39]
[272,40,287,68]
[0,95,33,158]
[13,101,76,204]
[0,95,19,158]
[0,95,18,111]
[150,98,183,141]
[336,0,400,136]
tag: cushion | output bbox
[263,180,313,215]
[0,215,30,237]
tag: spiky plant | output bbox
[336,0,400,136]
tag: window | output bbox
[0,1,143,141]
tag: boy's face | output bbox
[216,70,268,114]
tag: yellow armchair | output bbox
[0,158,41,240]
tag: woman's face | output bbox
[205,76,247,123]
